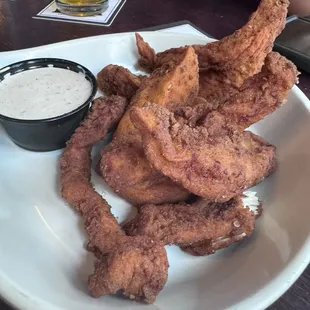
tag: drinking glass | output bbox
[55,0,109,17]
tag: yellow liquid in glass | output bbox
[60,0,105,4]
[56,0,108,16]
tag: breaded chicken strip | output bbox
[136,0,289,87]
[207,52,299,130]
[130,103,276,202]
[124,196,256,249]
[182,52,298,127]
[60,96,168,304]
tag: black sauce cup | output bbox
[0,58,97,152]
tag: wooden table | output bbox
[0,0,309,309]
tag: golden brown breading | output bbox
[97,65,146,100]
[100,47,199,205]
[96,57,237,108]
[98,53,297,206]
[60,96,168,304]
[68,96,128,149]
[195,0,288,86]
[101,139,190,205]
[185,52,298,128]
[88,236,168,303]
[197,70,239,109]
[135,33,157,72]
[114,46,199,141]
[124,197,255,250]
[206,52,299,130]
[130,103,276,202]
[136,0,289,87]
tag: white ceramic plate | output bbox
[0,32,309,310]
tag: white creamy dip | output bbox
[0,67,92,120]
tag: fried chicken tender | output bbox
[183,52,298,127]
[97,64,146,100]
[124,196,256,251]
[60,95,168,304]
[206,52,299,130]
[67,96,129,149]
[88,236,168,303]
[130,103,276,202]
[100,47,199,205]
[136,0,289,87]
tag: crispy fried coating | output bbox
[198,70,239,109]
[88,236,168,303]
[175,96,218,127]
[97,65,146,100]
[134,33,238,104]
[61,147,125,254]
[101,139,189,205]
[124,197,255,250]
[103,10,291,110]
[61,96,129,253]
[206,52,299,130]
[100,47,199,205]
[136,33,157,72]
[184,52,298,128]
[96,63,234,110]
[99,53,297,205]
[136,0,288,87]
[114,46,199,141]
[197,0,288,86]
[130,103,276,202]
[60,96,168,304]
[68,96,128,149]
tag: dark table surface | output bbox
[0,0,309,309]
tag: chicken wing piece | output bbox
[97,64,146,100]
[136,0,289,87]
[124,195,257,249]
[60,96,168,304]
[130,103,276,202]
[100,47,199,205]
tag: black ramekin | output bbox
[0,58,97,152]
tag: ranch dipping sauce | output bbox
[0,67,92,120]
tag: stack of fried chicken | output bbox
[60,0,298,304]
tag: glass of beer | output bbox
[55,0,109,17]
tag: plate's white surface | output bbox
[0,32,310,310]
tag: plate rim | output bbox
[0,31,309,310]
[0,31,215,58]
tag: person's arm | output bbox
[289,0,310,16]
